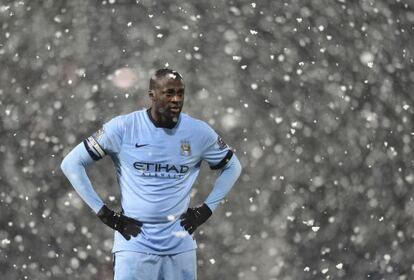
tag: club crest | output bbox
[180,140,192,156]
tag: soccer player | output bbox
[61,68,242,280]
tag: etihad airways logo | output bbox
[133,162,189,178]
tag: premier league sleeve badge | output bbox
[217,136,227,150]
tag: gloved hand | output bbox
[97,205,142,240]
[180,203,212,235]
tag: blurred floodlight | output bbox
[110,67,138,89]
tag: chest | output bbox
[118,128,201,168]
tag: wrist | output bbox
[201,203,212,216]
[97,205,112,219]
[97,205,120,230]
[198,204,212,223]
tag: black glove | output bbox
[180,204,212,235]
[97,205,142,240]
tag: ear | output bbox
[148,90,155,100]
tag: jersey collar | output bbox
[146,108,181,129]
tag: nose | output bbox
[171,94,183,103]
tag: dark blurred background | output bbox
[1,0,413,279]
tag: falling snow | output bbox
[1,1,413,279]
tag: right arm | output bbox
[61,118,122,213]
[60,142,104,213]
[61,118,141,240]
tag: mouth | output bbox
[169,107,181,114]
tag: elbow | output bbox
[61,150,77,175]
[234,156,242,178]
[60,143,89,175]
[60,155,69,175]
[227,155,242,179]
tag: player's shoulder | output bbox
[108,109,146,124]
[102,109,145,135]
[180,113,215,136]
[181,113,207,128]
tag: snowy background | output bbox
[1,0,414,279]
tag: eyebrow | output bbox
[163,88,185,92]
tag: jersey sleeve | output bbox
[83,116,124,160]
[201,124,233,170]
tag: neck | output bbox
[148,108,178,129]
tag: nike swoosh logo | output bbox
[135,144,149,148]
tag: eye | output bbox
[164,91,173,97]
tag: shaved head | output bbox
[149,68,184,91]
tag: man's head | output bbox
[149,68,185,123]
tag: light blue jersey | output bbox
[83,109,234,254]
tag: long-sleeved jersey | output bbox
[71,109,241,254]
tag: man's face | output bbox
[150,76,185,121]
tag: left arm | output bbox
[180,154,242,234]
[181,125,242,234]
[204,154,242,211]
